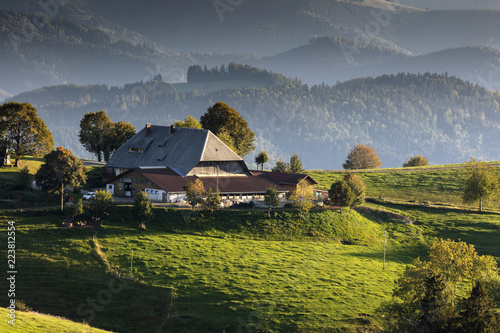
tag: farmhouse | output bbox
[105,124,297,203]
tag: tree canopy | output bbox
[343,144,382,170]
[380,238,500,333]
[264,187,280,216]
[133,191,154,229]
[462,158,498,212]
[200,102,255,157]
[328,173,365,209]
[87,190,114,221]
[103,121,136,162]
[78,111,113,162]
[184,179,206,211]
[79,111,135,162]
[255,150,269,170]
[271,154,304,173]
[289,154,304,173]
[35,146,87,212]
[289,179,315,219]
[175,115,203,129]
[0,102,54,167]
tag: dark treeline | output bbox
[187,63,298,86]
[10,72,500,168]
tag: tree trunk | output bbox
[479,198,483,212]
[96,151,102,162]
[14,158,19,168]
[60,183,64,212]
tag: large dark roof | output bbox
[106,125,242,177]
[110,167,287,194]
[250,170,318,186]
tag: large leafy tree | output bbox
[200,102,255,157]
[35,146,87,212]
[343,144,382,170]
[462,158,498,212]
[329,173,365,209]
[255,150,269,170]
[79,111,113,162]
[0,102,54,167]
[103,121,136,162]
[79,111,136,162]
[133,191,154,229]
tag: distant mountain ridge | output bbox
[2,0,500,95]
[256,38,500,89]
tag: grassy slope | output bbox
[309,163,500,209]
[0,207,412,332]
[2,163,500,331]
[0,156,45,181]
[0,307,112,333]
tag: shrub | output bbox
[403,155,429,167]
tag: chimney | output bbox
[145,123,151,136]
[170,124,176,134]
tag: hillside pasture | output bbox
[309,164,500,210]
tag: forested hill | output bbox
[10,72,500,169]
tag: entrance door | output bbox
[107,184,114,195]
[124,183,132,197]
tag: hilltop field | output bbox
[1,162,500,332]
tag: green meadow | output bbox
[1,163,500,332]
[309,163,500,210]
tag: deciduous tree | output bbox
[35,146,87,212]
[103,121,136,162]
[184,179,206,211]
[87,190,114,221]
[175,115,203,129]
[79,111,113,162]
[200,102,255,157]
[380,239,500,333]
[0,102,54,167]
[133,191,154,229]
[329,173,365,209]
[462,158,498,212]
[343,144,382,170]
[255,150,269,170]
[289,179,315,219]
[203,187,221,213]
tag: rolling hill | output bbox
[9,71,500,169]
